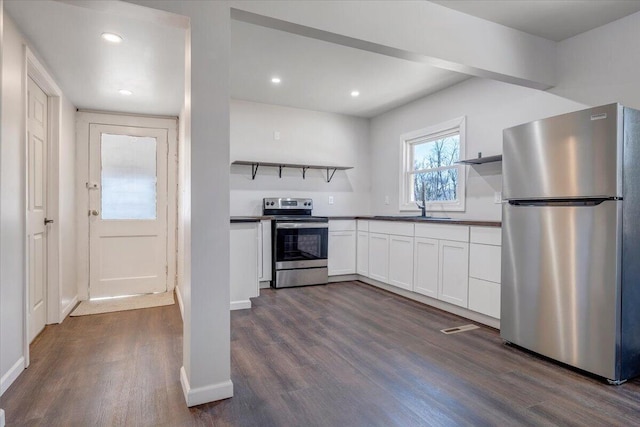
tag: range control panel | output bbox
[263,198,313,209]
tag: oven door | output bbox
[274,222,328,269]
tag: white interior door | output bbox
[88,124,168,299]
[27,77,48,342]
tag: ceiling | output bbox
[230,20,470,118]
[5,1,640,119]
[4,0,185,116]
[431,0,640,42]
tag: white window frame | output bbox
[399,116,466,212]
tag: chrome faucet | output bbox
[416,188,428,217]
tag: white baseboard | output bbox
[175,285,184,321]
[0,408,5,427]
[259,280,271,289]
[180,366,233,407]
[358,277,501,329]
[0,357,25,396]
[328,274,358,283]
[60,295,79,323]
[230,300,251,310]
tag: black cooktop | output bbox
[270,215,328,222]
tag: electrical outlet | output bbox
[328,196,334,205]
[494,191,502,204]
[274,131,280,140]
[384,195,390,205]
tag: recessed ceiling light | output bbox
[351,90,360,97]
[101,32,123,43]
[118,89,133,96]
[271,77,281,84]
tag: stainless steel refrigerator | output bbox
[501,103,640,384]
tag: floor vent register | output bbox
[440,324,480,335]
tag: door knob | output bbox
[44,218,54,225]
[91,210,100,216]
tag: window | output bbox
[101,133,158,220]
[400,117,466,212]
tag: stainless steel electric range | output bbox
[263,198,328,288]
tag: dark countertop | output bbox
[231,215,500,227]
[328,215,501,227]
[230,216,274,223]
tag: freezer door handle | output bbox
[508,198,618,207]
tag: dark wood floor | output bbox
[2,281,640,426]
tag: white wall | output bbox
[551,10,640,110]
[59,96,76,317]
[230,99,371,216]
[0,5,24,395]
[127,0,234,407]
[369,78,586,220]
[1,12,77,395]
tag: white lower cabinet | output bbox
[413,237,439,298]
[388,235,414,290]
[328,231,356,275]
[258,220,272,283]
[368,232,389,282]
[356,231,369,276]
[438,240,469,308]
[353,220,501,325]
[328,220,357,276]
[230,222,259,310]
[468,227,502,319]
[468,278,500,318]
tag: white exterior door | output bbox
[88,124,168,298]
[27,77,48,341]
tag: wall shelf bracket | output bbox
[326,168,337,183]
[251,163,259,180]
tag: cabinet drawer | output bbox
[470,227,502,245]
[357,220,369,231]
[469,243,501,283]
[369,221,414,237]
[468,278,501,319]
[415,224,469,242]
[329,220,356,232]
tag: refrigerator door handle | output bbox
[508,198,619,207]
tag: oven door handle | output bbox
[276,222,329,229]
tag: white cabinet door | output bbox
[230,223,259,309]
[368,232,389,283]
[468,277,501,318]
[357,231,369,276]
[438,240,469,308]
[389,235,414,290]
[328,231,356,275]
[469,243,501,283]
[413,237,439,298]
[258,220,272,282]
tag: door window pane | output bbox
[101,133,157,220]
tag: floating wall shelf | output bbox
[232,160,353,183]
[456,154,502,165]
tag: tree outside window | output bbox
[410,134,459,203]
[400,117,466,212]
